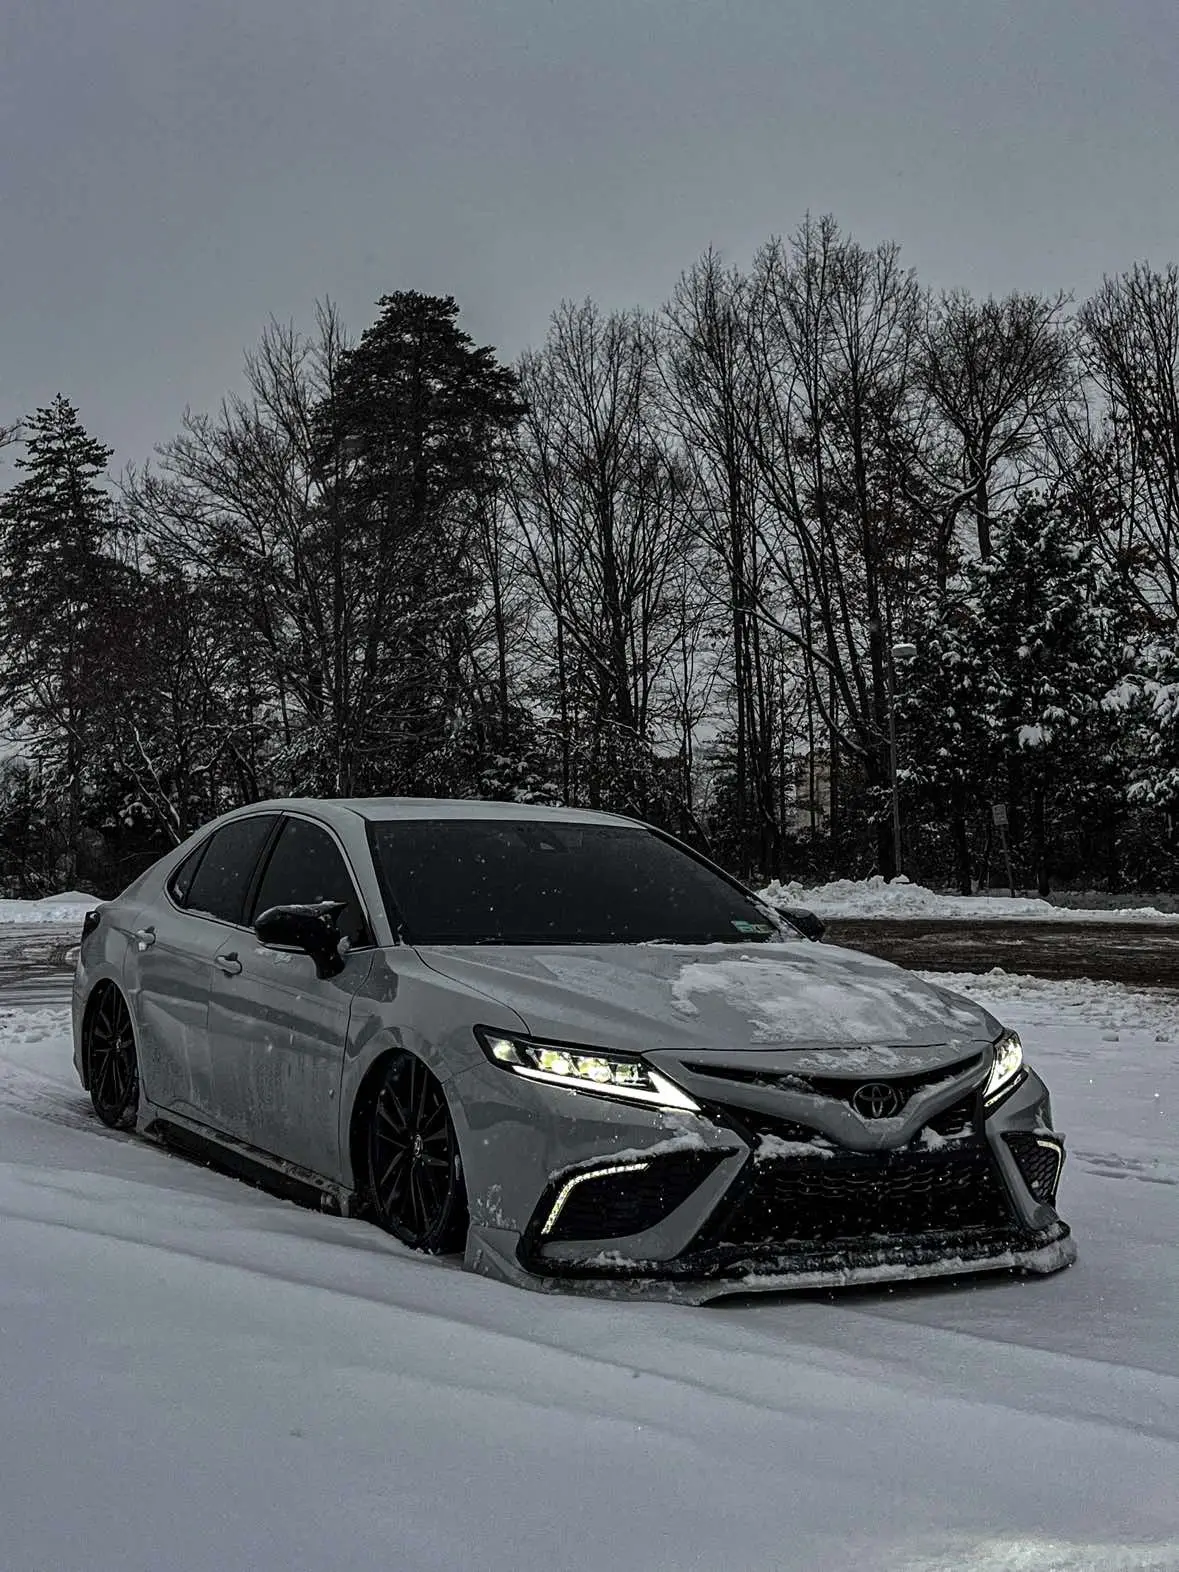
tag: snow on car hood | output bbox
[415,939,1001,1063]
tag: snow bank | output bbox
[918,967,1179,1037]
[0,892,97,925]
[759,874,1179,923]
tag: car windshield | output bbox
[367,819,791,946]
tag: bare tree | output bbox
[128,296,522,800]
[1079,264,1179,622]
[511,301,701,818]
[917,289,1073,572]
[743,216,930,877]
[661,250,798,872]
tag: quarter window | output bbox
[185,815,279,924]
[250,818,368,948]
[167,840,209,906]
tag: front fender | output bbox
[337,947,527,1192]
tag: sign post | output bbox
[991,803,1015,897]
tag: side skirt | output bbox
[144,1113,354,1217]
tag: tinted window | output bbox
[368,819,791,946]
[186,815,278,924]
[167,841,209,906]
[251,818,368,948]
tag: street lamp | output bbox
[887,641,917,878]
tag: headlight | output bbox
[475,1028,700,1112]
[984,1029,1025,1107]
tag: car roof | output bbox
[233,796,644,829]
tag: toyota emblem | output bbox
[852,1082,903,1119]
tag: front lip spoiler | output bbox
[522,1221,1076,1304]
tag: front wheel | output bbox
[366,1052,468,1253]
[84,987,139,1130]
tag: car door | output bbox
[132,814,279,1121]
[204,813,374,1181]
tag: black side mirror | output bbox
[781,906,826,942]
[254,900,347,979]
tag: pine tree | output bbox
[973,495,1131,894]
[1103,641,1179,883]
[309,292,525,793]
[899,494,1134,893]
[0,397,120,883]
[897,589,991,894]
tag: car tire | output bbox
[84,986,140,1131]
[366,1051,468,1254]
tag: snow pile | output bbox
[920,968,1179,1038]
[759,874,1179,923]
[0,891,97,925]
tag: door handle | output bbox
[134,926,156,951]
[215,952,243,976]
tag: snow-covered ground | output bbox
[2,974,1178,1571]
[760,874,1179,923]
[0,891,96,924]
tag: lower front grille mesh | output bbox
[1003,1132,1063,1203]
[708,1144,1010,1248]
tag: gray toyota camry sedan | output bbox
[73,798,1075,1300]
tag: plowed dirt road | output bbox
[5,917,1179,997]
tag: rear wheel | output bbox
[366,1052,467,1253]
[85,987,139,1130]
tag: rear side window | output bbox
[186,815,278,924]
[250,817,369,948]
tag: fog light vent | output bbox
[1003,1132,1063,1204]
[541,1151,724,1243]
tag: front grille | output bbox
[711,1093,977,1151]
[543,1151,724,1243]
[685,1057,983,1118]
[707,1145,1010,1248]
[804,1060,980,1111]
[925,1093,977,1140]
[1003,1132,1063,1204]
[722,1108,823,1146]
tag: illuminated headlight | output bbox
[476,1028,699,1112]
[984,1029,1025,1107]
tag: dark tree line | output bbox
[5,223,1179,898]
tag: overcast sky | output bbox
[2,0,1178,468]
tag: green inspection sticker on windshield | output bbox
[731,919,774,935]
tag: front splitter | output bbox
[466,1222,1077,1304]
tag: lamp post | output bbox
[887,641,917,877]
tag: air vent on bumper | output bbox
[1003,1132,1064,1204]
[539,1150,725,1243]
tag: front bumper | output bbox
[467,1221,1076,1304]
[451,1052,1074,1299]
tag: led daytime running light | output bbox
[541,1162,651,1236]
[1034,1137,1064,1192]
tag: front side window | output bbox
[367,819,791,946]
[185,815,278,924]
[251,817,368,948]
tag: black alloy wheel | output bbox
[85,987,140,1130]
[366,1052,468,1254]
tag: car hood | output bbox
[415,939,1001,1072]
